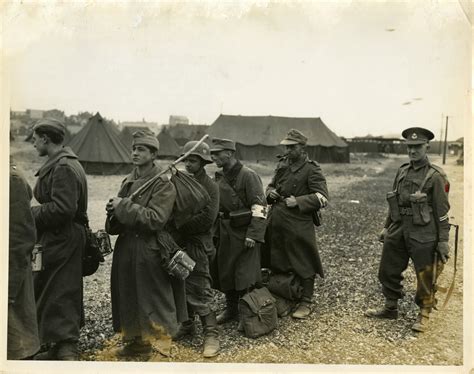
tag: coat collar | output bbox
[289,155,309,172]
[410,156,430,171]
[35,146,78,178]
[223,159,243,184]
[124,163,161,184]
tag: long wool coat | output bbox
[106,165,187,339]
[265,155,328,279]
[32,147,88,344]
[8,164,40,359]
[215,161,267,292]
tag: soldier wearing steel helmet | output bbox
[172,141,220,358]
[366,127,451,333]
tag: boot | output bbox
[411,308,431,332]
[200,312,220,358]
[216,292,239,324]
[173,319,197,340]
[34,344,58,360]
[55,340,79,361]
[365,299,398,320]
[115,337,152,357]
[292,301,312,319]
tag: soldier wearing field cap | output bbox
[366,127,450,333]
[210,138,267,329]
[265,129,329,319]
[30,118,88,360]
[106,130,187,358]
[172,141,220,358]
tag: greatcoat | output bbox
[32,147,88,344]
[215,161,267,292]
[106,165,187,339]
[8,164,40,359]
[265,155,328,279]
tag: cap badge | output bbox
[411,133,417,139]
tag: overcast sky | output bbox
[3,1,471,140]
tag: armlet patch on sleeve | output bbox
[445,182,450,193]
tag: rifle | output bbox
[437,223,460,309]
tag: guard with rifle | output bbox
[264,129,329,319]
[365,127,451,333]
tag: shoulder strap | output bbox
[222,170,248,208]
[418,167,436,192]
[395,163,410,192]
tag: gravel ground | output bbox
[9,140,464,367]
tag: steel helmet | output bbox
[181,141,213,163]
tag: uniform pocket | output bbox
[408,225,437,243]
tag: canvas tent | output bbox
[163,124,210,146]
[208,114,349,163]
[120,126,151,149]
[67,112,132,175]
[157,129,181,159]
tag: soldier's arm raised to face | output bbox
[295,162,328,213]
[113,177,177,232]
[32,164,80,230]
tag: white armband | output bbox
[315,192,328,208]
[439,214,449,222]
[251,204,267,219]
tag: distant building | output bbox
[347,136,405,154]
[168,115,189,126]
[119,119,158,134]
[26,109,44,119]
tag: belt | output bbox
[399,207,413,216]
[219,212,230,219]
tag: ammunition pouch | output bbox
[386,191,401,222]
[409,192,431,226]
[166,250,196,280]
[229,208,252,228]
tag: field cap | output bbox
[402,127,434,145]
[210,138,236,152]
[132,130,159,151]
[280,128,307,145]
[33,118,66,137]
[182,141,212,163]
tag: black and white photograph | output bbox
[1,1,471,373]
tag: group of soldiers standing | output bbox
[8,119,451,361]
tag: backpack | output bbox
[239,287,278,338]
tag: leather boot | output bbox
[173,319,197,340]
[411,308,431,332]
[292,301,312,319]
[55,340,79,361]
[216,292,239,324]
[365,299,398,320]
[34,344,58,360]
[200,312,220,358]
[115,337,152,357]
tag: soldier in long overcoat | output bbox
[366,127,451,332]
[172,141,220,357]
[105,130,187,357]
[30,119,88,360]
[210,138,267,327]
[8,162,40,360]
[265,129,329,319]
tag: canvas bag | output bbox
[239,287,278,338]
[267,272,303,301]
[170,168,211,228]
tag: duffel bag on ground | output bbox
[267,272,303,301]
[239,287,278,338]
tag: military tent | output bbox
[208,114,349,163]
[67,112,132,175]
[157,129,181,159]
[163,124,210,146]
[120,126,151,149]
